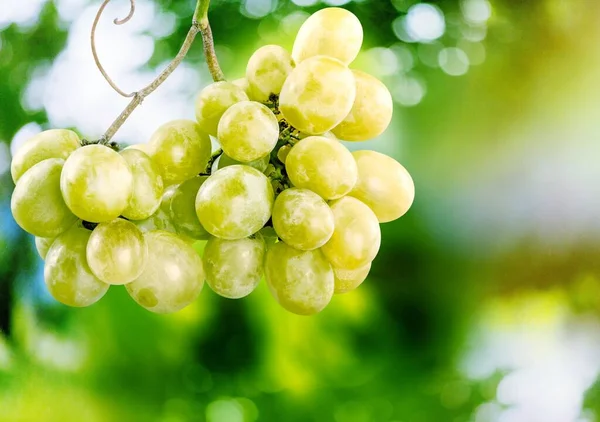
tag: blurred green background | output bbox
[2,0,600,421]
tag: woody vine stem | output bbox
[91,0,225,142]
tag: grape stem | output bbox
[200,148,223,175]
[94,0,225,142]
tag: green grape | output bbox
[265,242,334,315]
[60,144,133,222]
[246,45,294,102]
[11,158,78,237]
[203,236,264,299]
[125,230,205,313]
[276,145,291,164]
[120,149,164,220]
[217,101,279,162]
[217,153,270,173]
[160,184,178,213]
[321,196,381,270]
[332,70,393,141]
[272,188,334,250]
[124,143,153,155]
[292,7,363,65]
[86,218,148,285]
[11,129,80,183]
[134,208,177,234]
[44,223,110,307]
[349,150,415,223]
[195,81,249,136]
[196,165,274,240]
[149,119,211,185]
[279,56,356,135]
[170,176,210,240]
[232,77,251,97]
[333,262,371,294]
[35,236,56,260]
[285,136,357,200]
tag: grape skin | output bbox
[217,101,279,162]
[332,70,393,141]
[232,77,251,97]
[349,150,415,223]
[246,45,294,102]
[35,236,56,260]
[203,236,264,299]
[217,153,270,173]
[125,230,205,313]
[265,242,334,315]
[86,218,148,285]
[149,120,211,185]
[272,188,334,250]
[60,144,133,223]
[279,56,356,135]
[11,158,78,238]
[120,149,164,220]
[170,176,211,240]
[333,262,371,294]
[321,196,381,270]
[292,7,363,65]
[44,223,110,307]
[11,129,80,183]
[195,165,274,240]
[195,82,249,136]
[285,136,357,200]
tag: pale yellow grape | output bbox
[196,165,274,240]
[203,236,264,299]
[86,218,148,285]
[11,129,80,183]
[276,145,291,164]
[124,143,153,155]
[232,77,251,97]
[321,196,381,269]
[60,145,133,222]
[265,242,334,315]
[149,120,211,185]
[195,82,249,136]
[285,136,357,200]
[217,101,279,162]
[333,262,371,294]
[292,7,363,65]
[246,45,294,102]
[279,56,356,134]
[160,184,178,213]
[332,70,393,141]
[44,223,109,307]
[217,153,270,173]
[272,188,334,250]
[11,158,78,237]
[349,150,415,222]
[170,176,210,240]
[125,231,205,313]
[35,236,56,260]
[120,149,164,220]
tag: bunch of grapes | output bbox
[10,8,414,316]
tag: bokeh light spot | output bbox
[461,0,493,24]
[438,47,470,76]
[405,3,446,42]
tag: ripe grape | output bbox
[195,81,249,136]
[170,176,211,240]
[44,223,109,307]
[285,136,357,200]
[349,150,415,222]
[246,45,294,102]
[124,143,153,155]
[203,236,264,299]
[125,230,205,313]
[265,242,334,315]
[120,149,164,220]
[86,218,148,285]
[149,120,211,185]
[134,208,177,234]
[35,236,56,260]
[217,101,279,162]
[332,70,393,141]
[196,165,274,240]
[217,153,270,173]
[279,56,356,134]
[232,77,251,97]
[292,7,363,65]
[272,188,334,250]
[321,196,381,269]
[60,144,133,222]
[11,158,78,238]
[11,129,80,183]
[333,262,371,294]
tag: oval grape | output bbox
[333,262,371,294]
[170,176,211,240]
[246,45,294,102]
[120,149,164,220]
[195,81,249,136]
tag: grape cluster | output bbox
[10,7,414,315]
